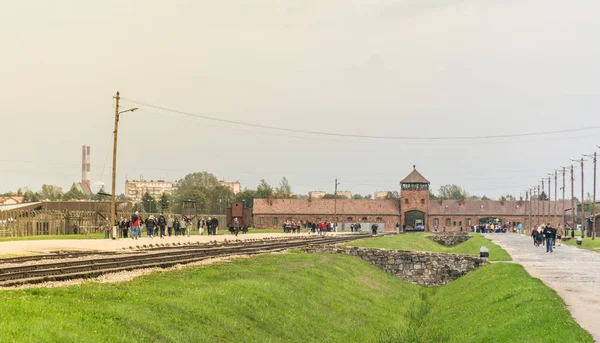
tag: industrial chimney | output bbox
[81,145,91,186]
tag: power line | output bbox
[121,98,600,141]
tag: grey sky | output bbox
[2,0,599,199]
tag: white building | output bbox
[125,180,176,202]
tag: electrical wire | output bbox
[121,97,600,141]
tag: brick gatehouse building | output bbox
[252,167,569,232]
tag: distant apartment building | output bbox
[219,181,241,195]
[336,191,352,199]
[125,180,176,202]
[0,196,24,205]
[309,191,326,199]
[374,191,393,200]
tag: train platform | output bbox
[0,232,360,256]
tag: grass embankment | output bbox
[0,254,591,342]
[346,233,512,261]
[563,236,600,252]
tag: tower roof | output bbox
[400,166,430,184]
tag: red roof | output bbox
[428,199,569,216]
[400,168,429,184]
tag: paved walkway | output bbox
[485,234,600,341]
[0,232,357,256]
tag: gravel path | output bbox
[0,233,350,256]
[485,234,600,342]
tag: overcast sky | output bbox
[2,0,600,199]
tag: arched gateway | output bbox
[400,166,430,232]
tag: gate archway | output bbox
[404,210,425,231]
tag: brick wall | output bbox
[400,189,429,229]
[253,214,400,231]
[427,215,564,232]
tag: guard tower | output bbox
[400,166,430,231]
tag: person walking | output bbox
[371,223,378,235]
[130,211,141,240]
[556,224,564,246]
[146,215,157,238]
[173,217,181,236]
[167,214,174,237]
[233,218,241,236]
[543,224,555,253]
[206,217,213,236]
[180,217,187,237]
[197,217,205,235]
[210,217,219,235]
[157,213,167,238]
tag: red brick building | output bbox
[253,167,568,232]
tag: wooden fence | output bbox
[0,210,227,238]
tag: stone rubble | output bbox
[302,245,486,286]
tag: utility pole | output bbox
[334,178,340,232]
[581,158,586,238]
[584,152,597,239]
[535,184,541,226]
[547,175,552,223]
[592,150,600,239]
[519,189,531,233]
[554,170,558,223]
[541,178,545,224]
[571,164,576,238]
[110,92,138,240]
[561,167,567,231]
[110,91,121,239]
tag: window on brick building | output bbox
[466,219,472,226]
[420,199,425,204]
[259,217,264,225]
[347,217,353,221]
[273,217,279,225]
[362,217,368,222]
[446,218,451,226]
[376,217,382,222]
[453,221,457,226]
[459,221,462,226]
[405,199,408,204]
[434,218,439,227]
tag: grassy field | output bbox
[0,253,590,342]
[345,233,512,261]
[563,236,600,252]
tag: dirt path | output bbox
[0,232,352,256]
[485,234,600,342]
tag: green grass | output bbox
[345,233,512,261]
[0,253,590,342]
[563,235,600,252]
[391,263,591,343]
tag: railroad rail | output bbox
[0,234,366,287]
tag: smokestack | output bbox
[81,145,91,186]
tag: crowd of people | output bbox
[115,212,220,239]
[280,220,379,235]
[531,223,564,253]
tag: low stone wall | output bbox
[428,232,471,247]
[302,245,485,286]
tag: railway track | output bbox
[0,235,364,287]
